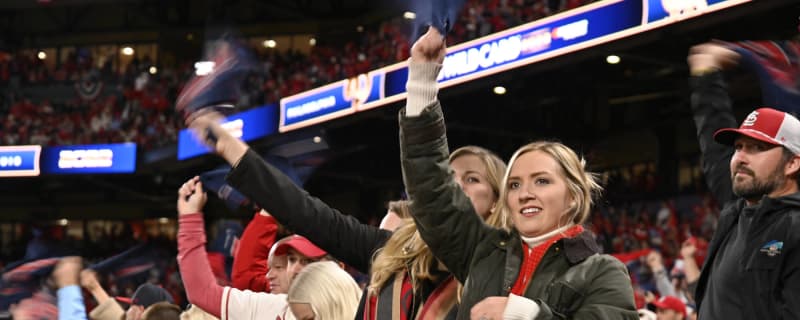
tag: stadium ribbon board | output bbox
[279,0,750,132]
[177,105,278,160]
[0,145,42,177]
[42,143,137,174]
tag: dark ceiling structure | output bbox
[0,0,394,48]
[0,0,798,223]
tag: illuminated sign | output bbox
[42,143,137,174]
[646,0,738,23]
[279,0,751,132]
[178,105,278,160]
[0,146,42,177]
[280,72,382,132]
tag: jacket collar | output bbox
[562,230,602,264]
[499,229,600,295]
[502,229,601,263]
[752,192,800,214]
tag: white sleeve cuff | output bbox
[405,61,443,117]
[503,293,541,320]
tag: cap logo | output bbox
[743,111,759,126]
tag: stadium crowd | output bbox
[0,0,595,150]
[2,0,795,320]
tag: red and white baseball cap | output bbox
[652,296,686,317]
[714,107,800,155]
[273,235,327,259]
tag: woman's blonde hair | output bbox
[180,305,219,320]
[387,200,411,219]
[368,145,506,295]
[497,141,602,229]
[449,146,508,228]
[287,261,362,320]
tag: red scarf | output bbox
[366,272,457,320]
[510,225,584,295]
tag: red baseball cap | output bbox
[714,108,800,155]
[652,296,686,317]
[273,235,327,259]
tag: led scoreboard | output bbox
[279,0,751,132]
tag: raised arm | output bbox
[681,239,701,299]
[53,256,88,320]
[80,269,125,320]
[177,177,224,317]
[687,43,742,205]
[646,251,676,297]
[399,27,492,282]
[188,115,390,274]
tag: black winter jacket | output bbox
[690,71,800,319]
[226,149,457,320]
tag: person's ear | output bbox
[785,155,800,177]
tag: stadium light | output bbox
[194,61,215,76]
[606,55,621,64]
[493,86,507,95]
[403,11,416,19]
[121,47,135,56]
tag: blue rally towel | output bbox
[407,0,467,36]
[0,234,67,310]
[175,38,256,122]
[209,220,243,258]
[200,154,303,211]
[722,40,800,113]
[0,258,61,310]
[201,168,253,211]
[208,220,244,280]
[0,284,37,311]
[1,258,61,284]
[88,243,159,281]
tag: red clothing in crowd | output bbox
[178,213,224,316]
[178,213,290,320]
[231,213,279,292]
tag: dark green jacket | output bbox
[398,102,638,320]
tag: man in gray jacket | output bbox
[688,43,800,319]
